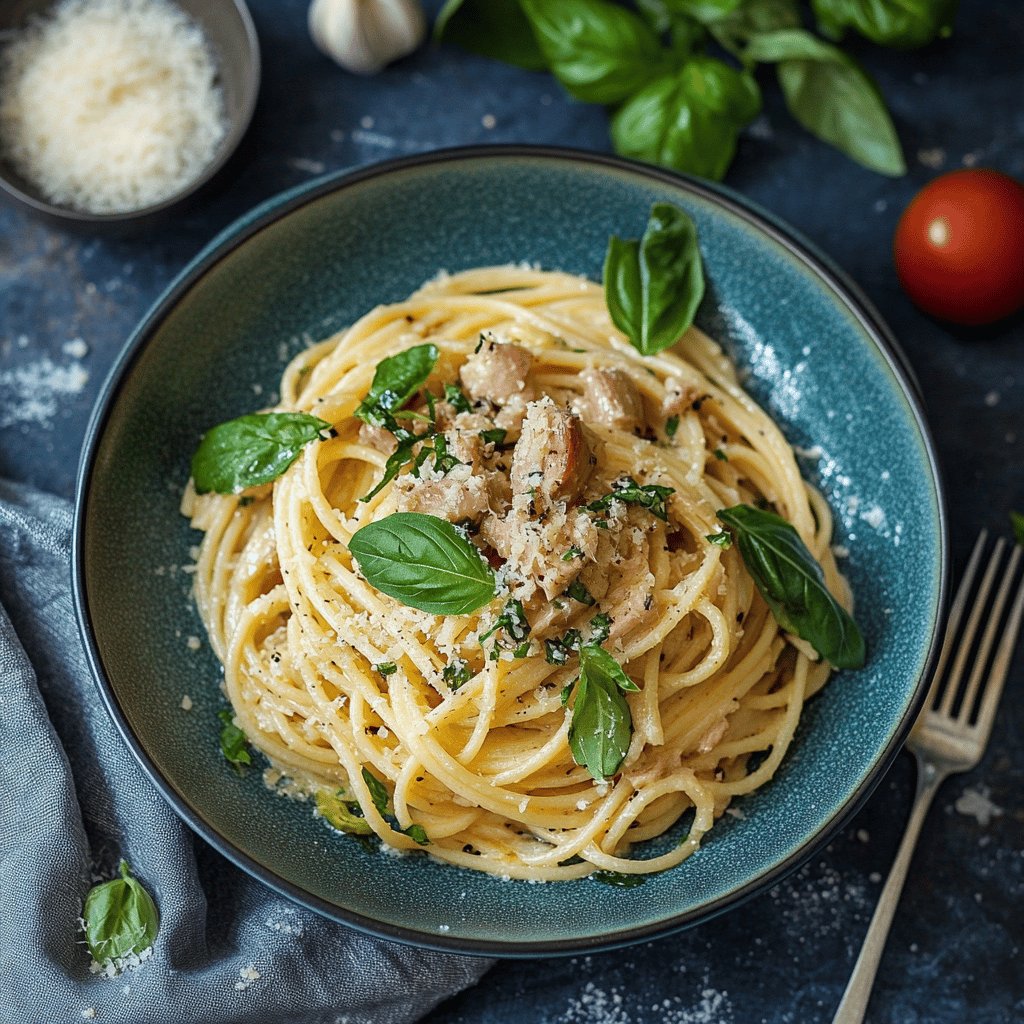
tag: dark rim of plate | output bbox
[72,145,949,958]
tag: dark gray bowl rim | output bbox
[0,0,260,225]
[73,144,949,957]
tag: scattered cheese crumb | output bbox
[180,694,193,711]
[234,965,260,991]
[82,1010,96,1020]
[63,338,89,358]
[0,0,229,214]
[481,113,496,129]
[954,786,1003,827]
[186,635,201,651]
[984,389,1000,407]
[856,829,870,843]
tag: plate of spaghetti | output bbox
[75,146,946,953]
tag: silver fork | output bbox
[833,530,1024,1024]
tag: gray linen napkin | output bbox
[0,478,491,1023]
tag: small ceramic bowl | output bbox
[74,147,947,955]
[0,0,260,231]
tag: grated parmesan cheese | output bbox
[0,0,228,213]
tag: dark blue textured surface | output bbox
[1,0,1021,1021]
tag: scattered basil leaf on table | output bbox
[519,0,670,104]
[603,202,705,356]
[743,29,905,176]
[433,0,547,70]
[568,644,640,781]
[716,503,865,668]
[191,412,331,494]
[217,709,252,772]
[315,789,373,835]
[349,512,497,615]
[83,860,159,964]
[611,57,760,182]
[588,477,676,521]
[812,0,956,48]
[355,343,439,427]
[592,869,647,888]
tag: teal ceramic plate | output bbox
[74,147,947,955]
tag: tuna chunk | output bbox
[510,397,594,505]
[575,368,644,433]
[460,337,535,405]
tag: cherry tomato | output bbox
[893,169,1024,326]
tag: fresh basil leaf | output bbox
[316,789,373,835]
[519,0,669,104]
[587,476,675,521]
[434,0,547,70]
[811,0,957,48]
[709,0,800,51]
[717,504,865,668]
[191,412,331,495]
[588,612,613,644]
[375,662,397,677]
[218,709,252,772]
[665,0,744,22]
[603,202,706,356]
[592,869,646,888]
[349,512,497,615]
[611,58,761,182]
[83,860,159,964]
[706,530,732,548]
[361,767,391,817]
[480,427,508,446]
[355,344,439,428]
[744,29,905,176]
[568,644,639,781]
[444,382,472,413]
[566,580,596,606]
[1011,511,1024,547]
[665,415,680,438]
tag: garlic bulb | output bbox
[308,0,426,76]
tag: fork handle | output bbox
[832,758,946,1024]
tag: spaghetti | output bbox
[183,266,852,881]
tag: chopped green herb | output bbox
[587,612,612,644]
[513,641,531,658]
[218,709,251,773]
[237,495,254,508]
[713,447,729,461]
[443,656,473,691]
[562,546,584,562]
[444,382,472,413]
[479,598,530,645]
[565,580,596,606]
[587,477,675,522]
[665,415,679,438]
[404,823,430,845]
[375,661,397,677]
[706,530,732,549]
[592,870,646,888]
[560,682,573,707]
[480,427,508,446]
[545,628,582,666]
[315,789,372,835]
[361,767,391,817]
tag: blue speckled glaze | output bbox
[74,148,946,956]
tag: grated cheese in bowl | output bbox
[0,0,229,215]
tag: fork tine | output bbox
[972,549,1024,741]
[926,530,987,709]
[937,533,1001,715]
[958,544,1021,723]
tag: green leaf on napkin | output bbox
[83,860,159,964]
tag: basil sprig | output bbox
[191,412,331,494]
[355,344,438,428]
[349,512,497,615]
[717,503,865,669]
[604,203,704,356]
[83,860,159,964]
[567,644,640,781]
[435,0,933,180]
[218,709,252,773]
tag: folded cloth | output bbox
[0,479,491,1023]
